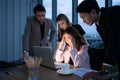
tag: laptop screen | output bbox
[33,46,59,69]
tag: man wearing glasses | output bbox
[22,4,56,56]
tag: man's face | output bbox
[35,11,46,24]
[79,10,96,26]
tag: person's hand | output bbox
[22,51,29,61]
[58,35,65,50]
[101,64,113,74]
[24,56,42,68]
[81,71,106,80]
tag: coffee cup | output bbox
[60,63,70,73]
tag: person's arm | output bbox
[54,36,66,62]
[103,8,120,66]
[22,17,31,52]
[102,8,120,74]
[68,45,90,68]
[49,21,56,42]
[54,49,64,62]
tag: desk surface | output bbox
[0,65,81,80]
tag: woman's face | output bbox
[57,20,68,30]
[64,33,75,46]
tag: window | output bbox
[112,0,120,6]
[97,0,105,8]
[57,0,72,22]
[43,0,52,19]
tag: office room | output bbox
[0,0,120,80]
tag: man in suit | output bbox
[22,4,56,56]
[76,0,120,79]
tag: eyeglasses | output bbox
[36,14,45,17]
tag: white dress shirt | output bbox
[54,45,90,68]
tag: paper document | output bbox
[72,68,97,78]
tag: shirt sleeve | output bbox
[22,17,31,52]
[69,45,90,68]
[103,7,120,66]
[54,49,64,62]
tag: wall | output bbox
[0,0,38,62]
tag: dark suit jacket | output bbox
[96,6,120,66]
[22,16,56,55]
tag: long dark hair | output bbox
[64,27,86,51]
[56,13,72,39]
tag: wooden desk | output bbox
[0,65,81,80]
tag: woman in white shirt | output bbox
[54,27,90,68]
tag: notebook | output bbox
[33,46,60,70]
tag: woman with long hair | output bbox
[56,13,85,42]
[54,27,90,68]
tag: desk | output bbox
[0,65,81,80]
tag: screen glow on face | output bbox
[64,33,72,45]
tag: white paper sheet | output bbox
[72,68,97,78]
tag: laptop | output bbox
[33,46,60,70]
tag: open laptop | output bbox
[33,46,60,70]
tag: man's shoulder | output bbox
[101,6,120,13]
[111,5,120,13]
[45,18,54,26]
[112,5,120,9]
[45,18,54,23]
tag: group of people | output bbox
[22,0,120,79]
